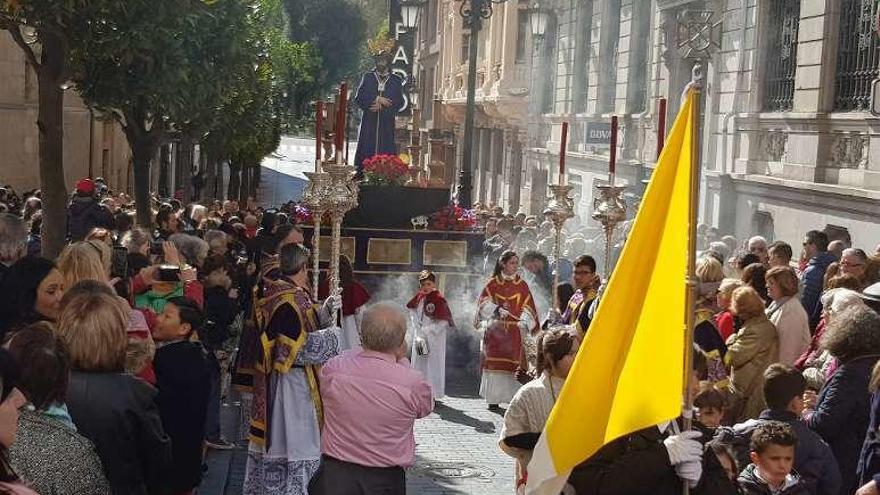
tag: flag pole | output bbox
[681,64,703,437]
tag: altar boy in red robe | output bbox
[407,270,454,402]
[475,251,538,411]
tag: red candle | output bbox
[609,115,618,176]
[335,82,348,155]
[559,121,568,183]
[315,101,323,163]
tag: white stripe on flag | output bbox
[526,433,570,495]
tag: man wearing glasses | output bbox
[799,230,836,329]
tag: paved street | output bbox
[202,369,515,494]
[257,136,357,207]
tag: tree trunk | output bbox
[216,159,226,201]
[227,161,241,201]
[179,137,194,203]
[158,144,171,198]
[250,163,261,200]
[35,32,69,259]
[127,136,160,227]
[239,163,251,204]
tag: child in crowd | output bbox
[152,297,211,495]
[695,387,727,432]
[737,421,808,495]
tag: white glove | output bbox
[674,459,702,488]
[663,430,703,466]
[498,307,512,319]
[319,291,343,327]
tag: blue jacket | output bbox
[715,409,840,495]
[800,252,836,327]
[809,355,880,495]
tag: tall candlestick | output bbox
[335,82,348,156]
[315,101,323,171]
[609,115,618,184]
[559,121,568,185]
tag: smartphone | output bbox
[111,246,129,279]
[158,264,181,282]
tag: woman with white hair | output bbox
[795,287,867,390]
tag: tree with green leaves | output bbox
[203,0,320,202]
[0,0,96,257]
[283,0,368,87]
[72,0,253,226]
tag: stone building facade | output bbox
[417,0,880,250]
[0,32,132,196]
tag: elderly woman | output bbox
[6,323,111,494]
[501,328,579,493]
[57,289,171,495]
[796,288,866,390]
[725,286,779,422]
[765,266,810,365]
[806,306,880,495]
[169,233,209,270]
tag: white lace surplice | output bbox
[243,328,339,495]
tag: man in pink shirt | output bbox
[310,302,433,495]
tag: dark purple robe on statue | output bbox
[354,70,405,172]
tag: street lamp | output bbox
[399,0,425,30]
[528,2,549,39]
[456,0,508,208]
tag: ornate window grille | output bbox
[762,0,800,111]
[834,0,880,111]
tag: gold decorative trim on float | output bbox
[366,238,412,265]
[423,240,469,267]
[318,236,355,262]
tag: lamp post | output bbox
[456,0,508,207]
[399,0,424,29]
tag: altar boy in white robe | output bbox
[407,270,454,401]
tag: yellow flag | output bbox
[527,91,697,494]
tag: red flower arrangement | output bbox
[430,204,478,231]
[363,154,409,186]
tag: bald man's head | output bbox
[360,302,407,354]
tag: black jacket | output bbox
[67,196,113,241]
[737,464,809,495]
[66,371,172,495]
[202,286,237,351]
[154,341,211,492]
[858,390,880,487]
[568,424,738,495]
[808,354,880,495]
[715,409,840,495]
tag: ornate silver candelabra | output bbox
[591,183,627,276]
[301,169,330,300]
[544,183,575,309]
[322,156,359,295]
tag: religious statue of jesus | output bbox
[354,35,405,174]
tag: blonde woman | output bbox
[58,243,156,383]
[57,240,111,288]
[57,290,171,494]
[715,278,743,341]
